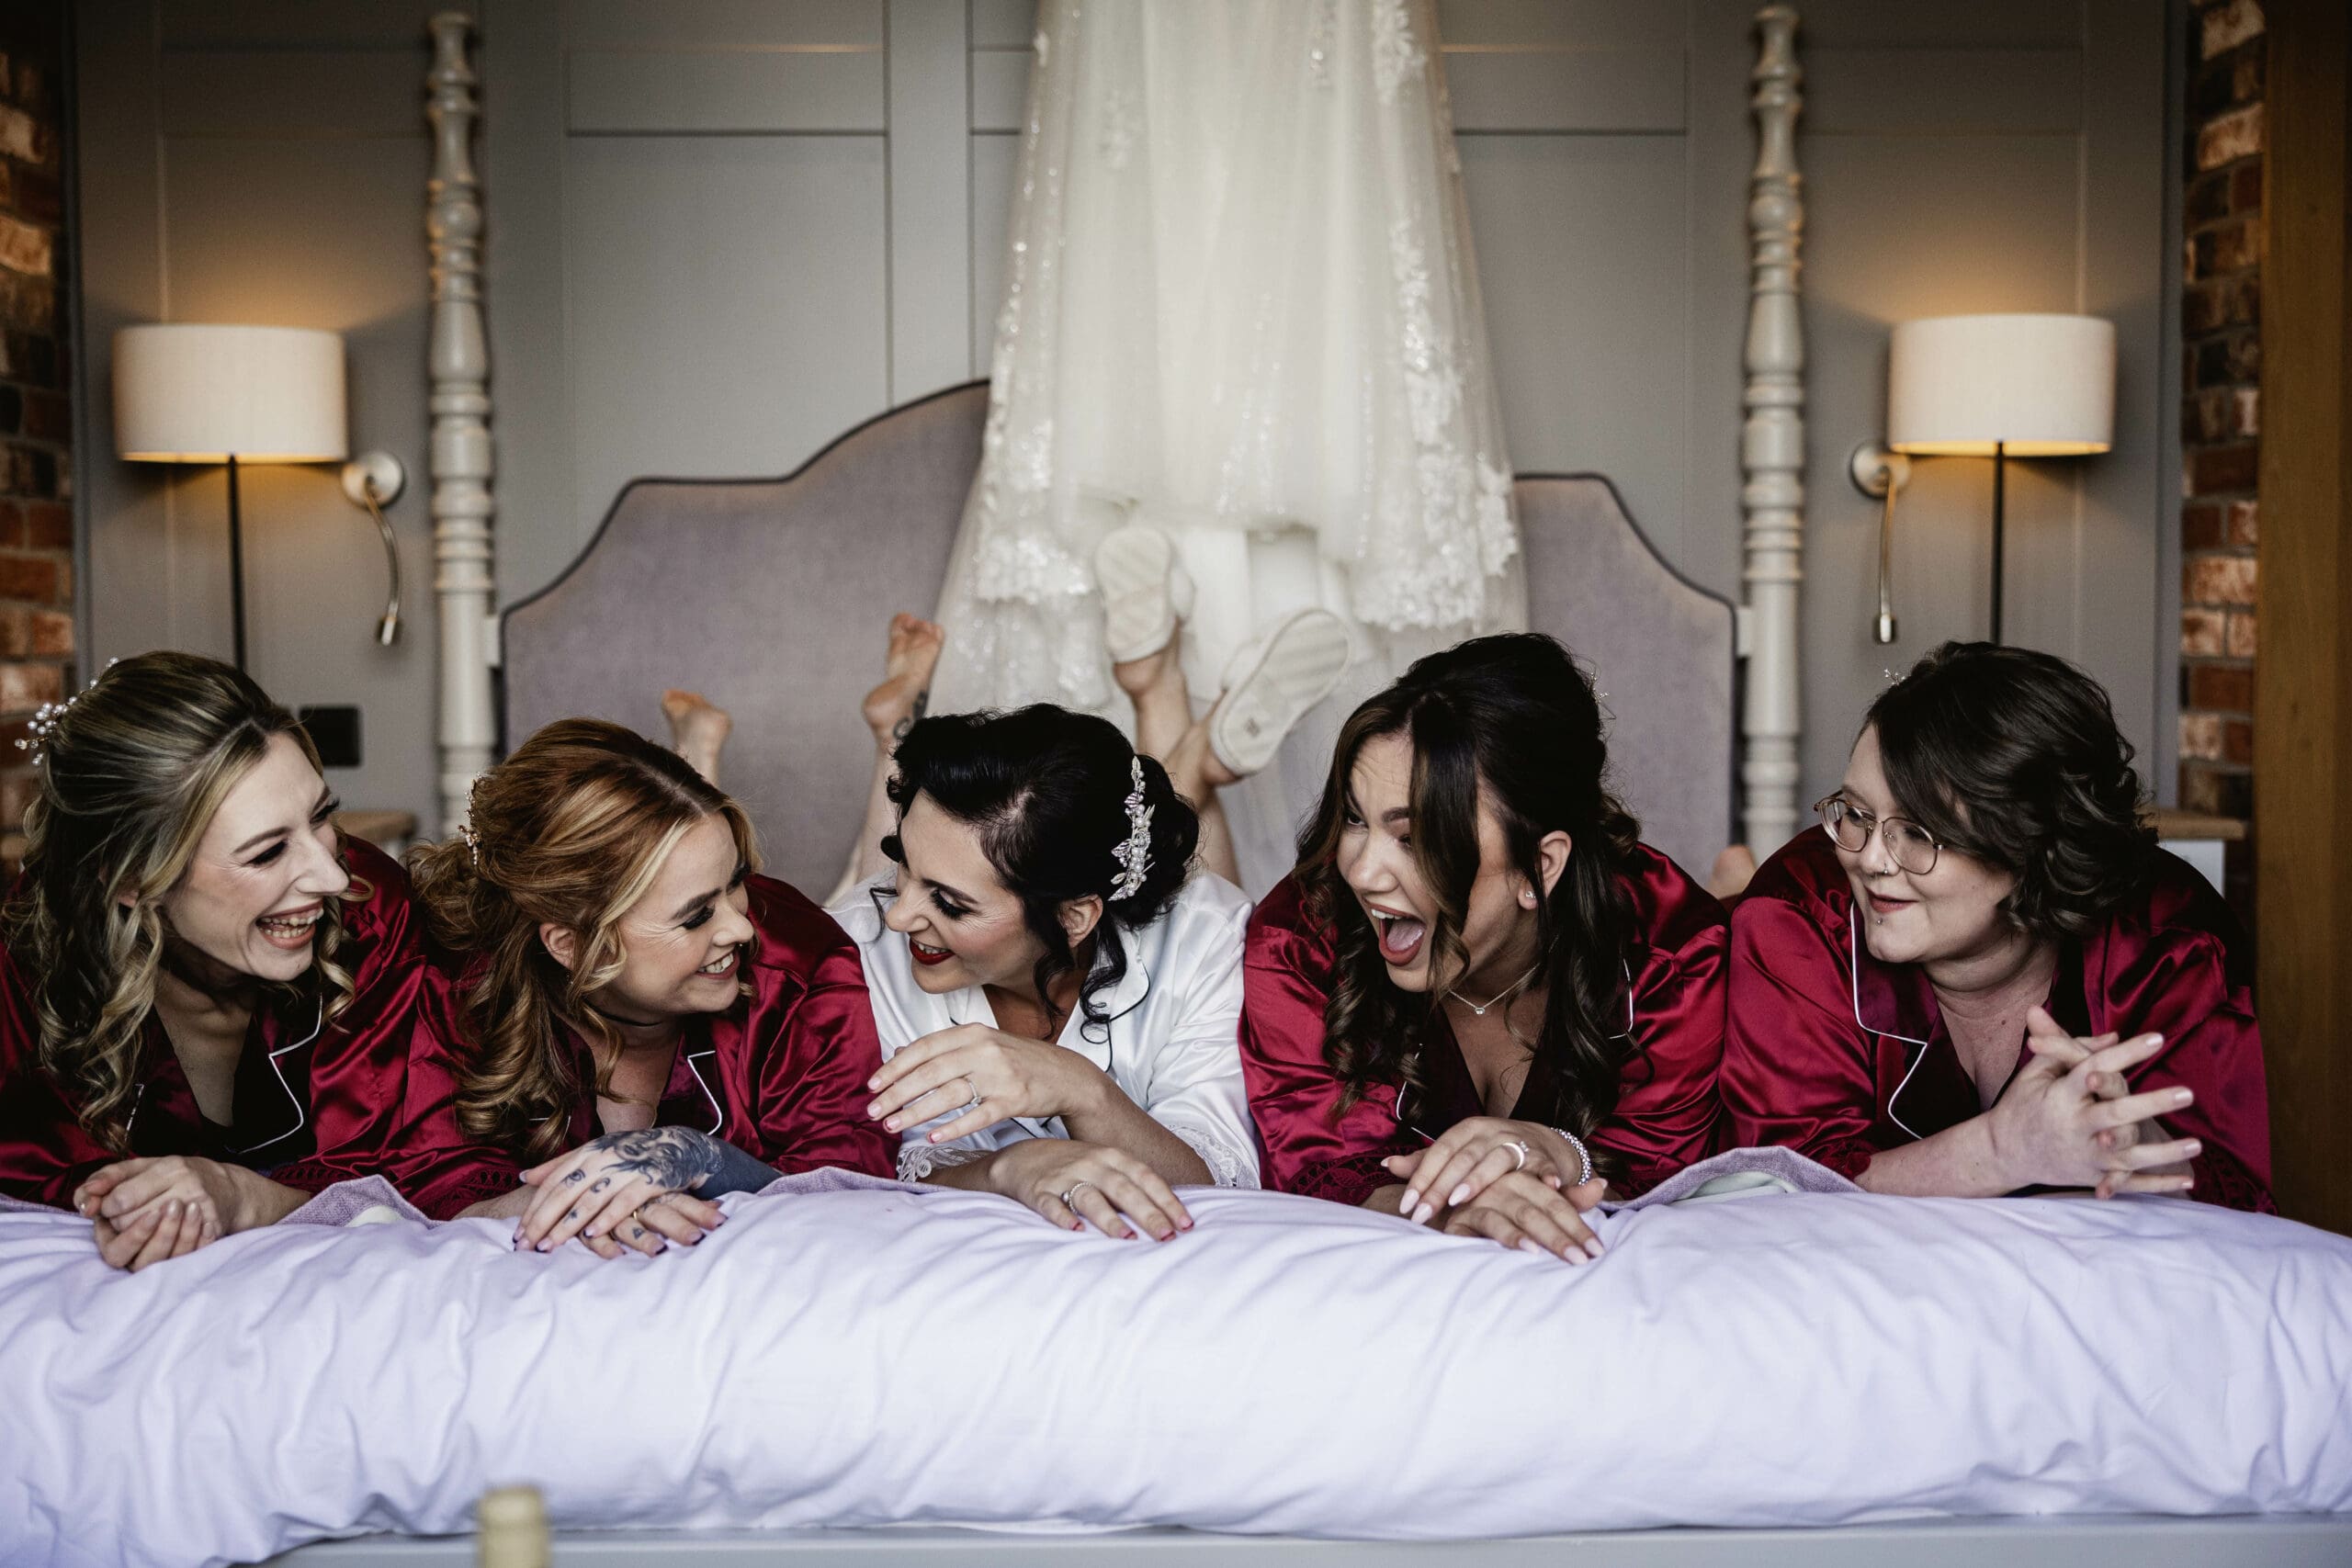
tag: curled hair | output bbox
[3,652,361,1149]
[1295,634,1642,1140]
[881,705,1198,1039]
[407,718,759,1158]
[1864,641,2154,940]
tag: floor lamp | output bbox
[1883,313,2116,646]
[113,324,350,671]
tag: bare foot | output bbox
[662,689,732,785]
[1112,641,1181,701]
[863,614,946,746]
[1163,717,1238,803]
[1707,843,1758,901]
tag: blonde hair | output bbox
[407,718,759,1159]
[3,651,361,1149]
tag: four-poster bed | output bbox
[38,7,2314,1564]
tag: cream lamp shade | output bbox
[113,323,347,463]
[1887,313,2115,457]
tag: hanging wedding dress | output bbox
[928,0,1525,893]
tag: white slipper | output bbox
[1094,523,1196,664]
[1208,609,1354,777]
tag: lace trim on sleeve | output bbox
[898,1142,993,1183]
[1160,1121,1261,1190]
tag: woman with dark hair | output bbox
[831,705,1258,1243]
[1722,642,2271,1210]
[1242,634,1727,1261]
[411,718,897,1259]
[0,652,503,1267]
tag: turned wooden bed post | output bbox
[1741,5,1805,853]
[426,12,497,837]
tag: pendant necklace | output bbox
[1445,959,1544,1018]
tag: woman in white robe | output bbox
[830,705,1259,1241]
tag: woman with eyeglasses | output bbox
[1242,635,1728,1262]
[1722,642,2271,1210]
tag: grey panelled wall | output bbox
[73,2,2175,837]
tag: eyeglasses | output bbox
[1814,794,1943,876]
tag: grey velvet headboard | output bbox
[503,383,1737,891]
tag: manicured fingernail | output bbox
[927,1131,944,1144]
[1069,1220,1085,1231]
[865,1101,883,1118]
[2182,1140,2202,1156]
[585,1226,599,1239]
[2172,1089,2194,1106]
[1410,1203,1433,1225]
[1447,1184,1470,1207]
[1399,1189,1419,1213]
[866,1076,881,1089]
[1583,1237,1605,1260]
[1561,1248,1585,1266]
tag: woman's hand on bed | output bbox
[987,1137,1191,1241]
[1990,1013,2200,1198]
[866,1024,1117,1145]
[1381,1118,1606,1225]
[1439,1170,1606,1263]
[75,1156,306,1269]
[514,1130,729,1256]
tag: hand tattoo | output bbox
[585,1127,727,1192]
[579,1126,783,1199]
[589,1177,611,1193]
[563,1168,586,1184]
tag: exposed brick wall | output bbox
[0,3,68,865]
[2177,0,2264,820]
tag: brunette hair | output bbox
[408,718,758,1158]
[1295,634,1642,1138]
[3,651,362,1148]
[1863,641,2154,940]
[880,705,1198,1038]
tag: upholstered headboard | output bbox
[503,385,1737,891]
[502,384,987,892]
[1516,476,1738,877]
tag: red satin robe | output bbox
[1243,843,1729,1203]
[0,839,506,1218]
[423,873,896,1182]
[1722,829,2274,1212]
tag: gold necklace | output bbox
[1444,958,1544,1018]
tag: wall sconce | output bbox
[114,322,406,668]
[1850,313,2116,647]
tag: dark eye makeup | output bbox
[249,796,342,866]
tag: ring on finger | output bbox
[1503,1138,1531,1173]
[1059,1179,1098,1209]
[964,1077,986,1114]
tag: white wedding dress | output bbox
[928,0,1526,892]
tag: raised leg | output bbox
[828,615,945,904]
[662,689,732,786]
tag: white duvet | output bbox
[2,1155,2347,1568]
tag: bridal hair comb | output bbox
[14,660,117,768]
[1108,754,1154,902]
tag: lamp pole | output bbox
[226,453,248,670]
[1988,439,2006,647]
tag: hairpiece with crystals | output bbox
[1108,753,1154,902]
[13,660,118,768]
[459,773,487,868]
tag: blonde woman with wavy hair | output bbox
[0,652,508,1270]
[409,718,894,1259]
